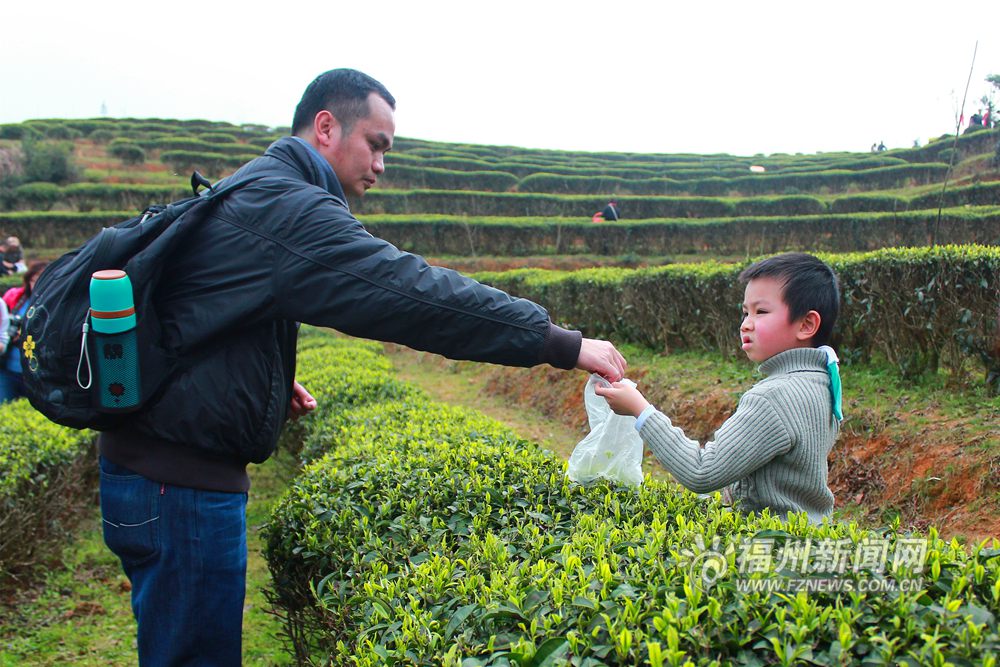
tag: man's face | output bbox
[324,93,395,197]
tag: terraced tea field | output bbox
[0,117,997,665]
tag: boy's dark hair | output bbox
[739,252,840,346]
[291,69,396,137]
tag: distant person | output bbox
[983,109,991,128]
[971,111,983,128]
[870,142,878,153]
[601,200,621,221]
[0,261,46,402]
[3,237,27,274]
[595,252,842,523]
[592,200,620,223]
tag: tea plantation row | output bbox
[474,245,1000,380]
[264,331,1000,665]
[4,205,998,257]
[6,178,1000,219]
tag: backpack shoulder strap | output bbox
[92,170,282,273]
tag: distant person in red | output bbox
[592,199,620,223]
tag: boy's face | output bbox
[740,277,815,363]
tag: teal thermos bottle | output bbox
[89,270,141,411]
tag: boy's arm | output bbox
[640,393,793,494]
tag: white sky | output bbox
[2,1,997,157]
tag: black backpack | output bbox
[19,172,268,430]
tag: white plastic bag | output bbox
[566,374,644,487]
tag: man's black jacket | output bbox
[110,138,581,471]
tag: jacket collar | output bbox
[263,136,350,209]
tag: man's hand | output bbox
[594,382,650,418]
[289,381,317,419]
[576,338,627,382]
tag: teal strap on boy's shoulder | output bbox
[818,345,843,421]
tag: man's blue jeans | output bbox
[99,457,248,666]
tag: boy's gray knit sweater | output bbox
[639,347,837,522]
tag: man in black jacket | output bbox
[98,68,627,665]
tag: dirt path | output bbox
[385,344,586,460]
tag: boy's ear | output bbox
[796,310,822,342]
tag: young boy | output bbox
[595,252,842,523]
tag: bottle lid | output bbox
[90,270,136,333]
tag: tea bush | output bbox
[476,245,1000,379]
[197,132,241,144]
[517,164,948,197]
[59,183,186,213]
[11,182,63,211]
[352,190,827,219]
[380,166,519,192]
[3,205,998,257]
[0,400,94,582]
[159,150,257,177]
[107,139,146,165]
[359,207,1000,257]
[88,128,115,144]
[141,137,256,157]
[0,210,130,248]
[264,332,1000,665]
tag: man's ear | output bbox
[313,110,342,149]
[796,310,821,341]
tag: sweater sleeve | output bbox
[639,393,793,493]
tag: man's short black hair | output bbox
[292,69,396,136]
[739,252,840,346]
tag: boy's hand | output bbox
[576,338,627,382]
[594,382,650,418]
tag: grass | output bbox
[0,448,299,666]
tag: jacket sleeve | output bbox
[270,197,581,369]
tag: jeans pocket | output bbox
[100,462,161,569]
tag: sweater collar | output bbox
[758,347,828,377]
[263,136,350,208]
